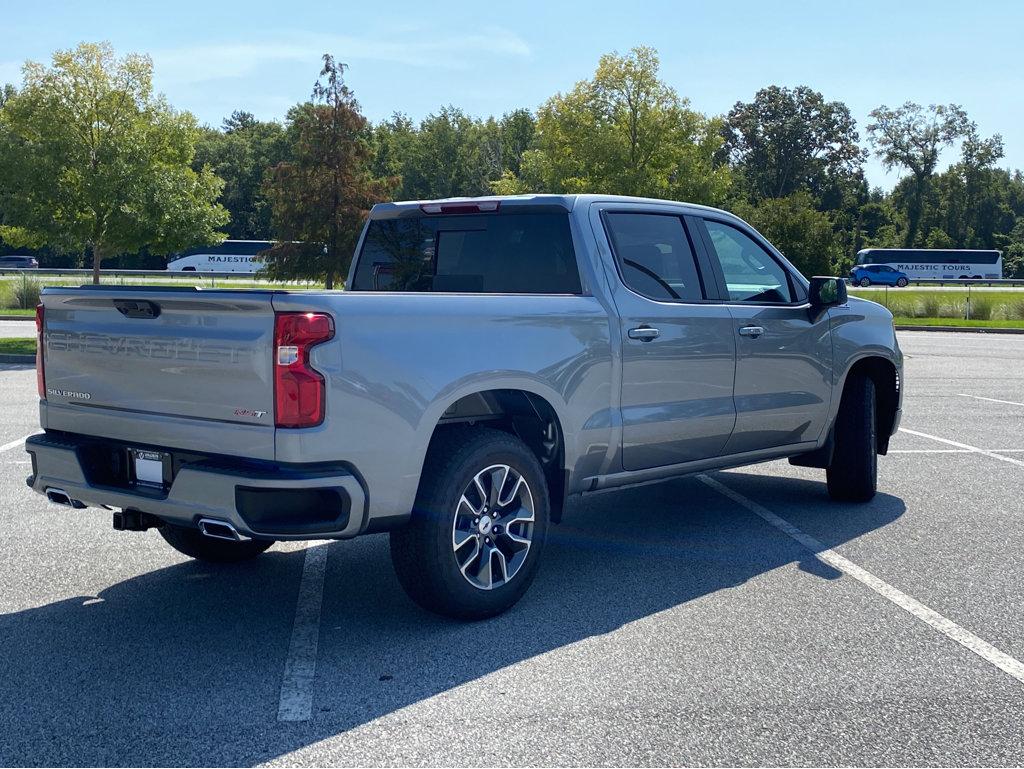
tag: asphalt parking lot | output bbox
[1,331,1022,766]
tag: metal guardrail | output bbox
[904,278,1024,287]
[0,268,269,279]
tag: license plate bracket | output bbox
[131,449,169,488]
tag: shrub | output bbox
[966,297,995,320]
[12,275,41,309]
[921,295,943,318]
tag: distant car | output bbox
[0,255,39,269]
[850,264,909,287]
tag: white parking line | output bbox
[958,393,1024,408]
[698,474,1024,686]
[900,428,1024,468]
[277,542,330,722]
[0,433,33,454]
[889,449,1024,454]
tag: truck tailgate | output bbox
[40,288,277,460]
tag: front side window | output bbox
[350,212,581,294]
[702,220,795,303]
[603,213,705,301]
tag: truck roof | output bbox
[369,194,735,220]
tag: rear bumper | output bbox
[25,433,367,540]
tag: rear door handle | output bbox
[738,325,765,338]
[627,326,660,342]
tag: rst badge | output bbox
[234,408,267,419]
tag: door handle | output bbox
[738,325,765,338]
[627,326,660,342]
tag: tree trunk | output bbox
[324,270,335,290]
[91,244,103,285]
[904,174,926,248]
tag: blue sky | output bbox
[1,0,1020,188]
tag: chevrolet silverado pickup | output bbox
[26,195,903,619]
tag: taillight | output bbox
[35,303,45,399]
[274,312,334,428]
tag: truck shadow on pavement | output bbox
[0,471,905,766]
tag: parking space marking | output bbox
[889,448,1024,454]
[958,393,1024,408]
[0,433,33,454]
[900,428,1024,468]
[698,474,1024,686]
[277,542,330,722]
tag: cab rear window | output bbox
[349,212,582,294]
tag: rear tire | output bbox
[158,524,274,563]
[390,427,550,620]
[826,374,878,502]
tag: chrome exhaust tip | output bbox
[45,487,86,509]
[196,518,243,541]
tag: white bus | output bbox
[855,248,1002,280]
[166,240,272,273]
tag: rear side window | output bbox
[349,212,581,294]
[603,213,705,301]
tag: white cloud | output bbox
[151,28,531,86]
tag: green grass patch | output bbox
[0,337,37,356]
[853,289,1024,321]
[893,316,1024,329]
[0,308,36,317]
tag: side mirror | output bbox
[809,276,848,307]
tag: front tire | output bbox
[390,427,550,620]
[859,277,872,287]
[896,277,908,287]
[158,524,274,563]
[826,375,878,502]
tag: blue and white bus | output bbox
[854,249,1002,280]
[166,240,273,273]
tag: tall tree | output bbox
[262,55,394,288]
[721,85,864,203]
[867,102,970,247]
[0,42,226,282]
[193,110,289,239]
[507,47,730,204]
[732,191,839,277]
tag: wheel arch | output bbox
[841,355,901,455]
[421,387,570,523]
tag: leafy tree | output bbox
[495,109,535,177]
[732,191,838,276]
[867,102,970,247]
[508,47,730,204]
[262,55,395,289]
[391,106,496,199]
[721,85,864,202]
[193,110,290,239]
[0,42,227,282]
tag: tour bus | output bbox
[166,240,272,273]
[854,248,1002,281]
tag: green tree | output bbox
[867,102,970,248]
[0,42,227,282]
[732,191,839,276]
[721,85,864,202]
[509,47,730,204]
[262,56,395,289]
[193,110,289,239]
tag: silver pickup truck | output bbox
[27,194,902,618]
